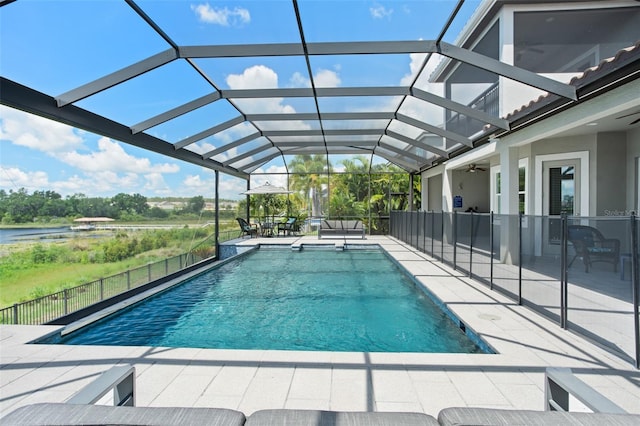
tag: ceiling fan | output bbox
[616,111,640,125]
[515,44,544,61]
[465,164,487,173]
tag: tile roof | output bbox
[505,41,640,122]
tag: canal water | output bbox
[0,227,73,244]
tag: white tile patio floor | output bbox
[1,235,639,418]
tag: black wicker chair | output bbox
[568,225,620,273]
[236,217,258,238]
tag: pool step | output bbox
[335,242,345,251]
[291,242,302,251]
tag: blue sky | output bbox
[0,0,479,200]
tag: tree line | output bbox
[0,189,209,224]
[238,155,420,233]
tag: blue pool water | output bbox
[51,248,485,353]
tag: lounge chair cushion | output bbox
[246,409,439,425]
[1,403,246,426]
[438,407,640,426]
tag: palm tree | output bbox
[336,156,370,202]
[288,155,331,218]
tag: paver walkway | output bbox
[1,235,639,418]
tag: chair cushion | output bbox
[438,407,640,426]
[246,409,439,425]
[1,403,246,426]
[587,247,615,253]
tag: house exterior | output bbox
[421,0,640,222]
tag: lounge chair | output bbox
[318,219,365,239]
[277,217,297,236]
[236,217,258,238]
[568,225,620,272]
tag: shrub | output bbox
[29,286,49,300]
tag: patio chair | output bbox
[236,217,258,238]
[568,225,620,273]
[277,217,297,236]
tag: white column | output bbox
[499,144,520,264]
[500,145,520,215]
[442,169,454,212]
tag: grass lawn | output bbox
[0,221,240,308]
[0,247,186,307]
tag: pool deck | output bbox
[1,235,639,417]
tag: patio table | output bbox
[261,222,275,237]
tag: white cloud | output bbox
[53,175,94,194]
[183,174,208,190]
[289,68,341,88]
[0,166,50,190]
[191,3,250,26]
[400,52,428,86]
[248,166,287,190]
[225,65,311,134]
[289,72,308,88]
[182,173,229,197]
[314,69,342,88]
[0,106,83,152]
[396,50,445,127]
[0,107,187,196]
[227,65,278,89]
[220,175,248,199]
[143,172,172,195]
[0,165,147,197]
[370,4,393,19]
[56,137,180,174]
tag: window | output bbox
[548,166,575,215]
[491,159,527,214]
[495,171,501,214]
[518,161,527,215]
[514,7,640,74]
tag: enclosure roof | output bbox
[0,0,585,179]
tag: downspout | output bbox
[245,178,250,221]
[215,170,220,256]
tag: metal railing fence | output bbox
[0,251,211,326]
[391,210,640,369]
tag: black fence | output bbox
[0,251,213,326]
[391,210,640,369]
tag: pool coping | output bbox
[42,243,491,355]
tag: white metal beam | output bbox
[174,116,245,150]
[201,132,261,159]
[378,141,431,163]
[411,87,509,130]
[236,150,281,171]
[56,49,177,107]
[385,129,448,157]
[222,143,273,166]
[438,41,577,101]
[395,113,473,147]
[131,92,222,134]
[374,148,420,171]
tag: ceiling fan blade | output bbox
[616,111,640,119]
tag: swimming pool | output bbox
[46,248,488,353]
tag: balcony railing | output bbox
[390,210,640,369]
[445,81,499,136]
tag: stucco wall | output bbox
[531,134,597,215]
[596,132,627,216]
[626,127,640,212]
[451,169,490,212]
[427,174,443,211]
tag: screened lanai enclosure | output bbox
[2,0,640,370]
[0,0,582,232]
